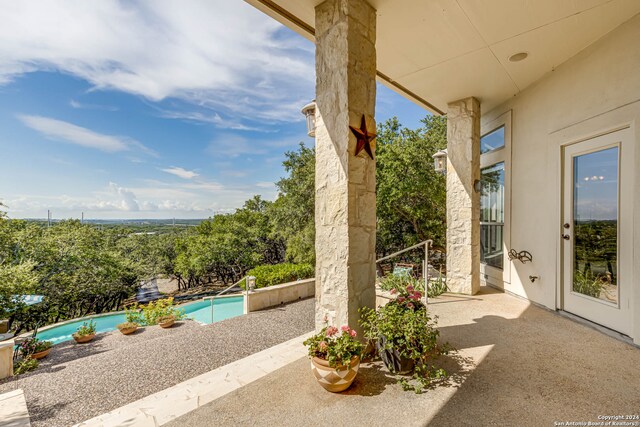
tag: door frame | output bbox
[559,126,633,335]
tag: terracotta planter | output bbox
[31,348,51,360]
[377,335,415,374]
[310,356,360,392]
[158,318,175,329]
[73,333,95,343]
[119,326,137,335]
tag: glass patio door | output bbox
[562,128,632,335]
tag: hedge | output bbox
[245,263,314,289]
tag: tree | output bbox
[269,143,315,264]
[376,115,447,255]
[175,196,285,286]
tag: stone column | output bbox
[446,97,481,295]
[314,0,377,333]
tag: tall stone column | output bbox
[314,0,377,333]
[446,97,481,295]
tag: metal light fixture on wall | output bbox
[301,100,316,137]
[433,149,482,193]
[433,149,447,174]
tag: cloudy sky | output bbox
[0,0,427,220]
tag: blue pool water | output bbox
[35,296,244,345]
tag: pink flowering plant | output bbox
[389,282,425,311]
[303,325,363,368]
[19,337,52,358]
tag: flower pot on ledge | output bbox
[158,316,175,329]
[73,333,95,344]
[31,348,51,360]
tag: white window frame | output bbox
[480,110,512,289]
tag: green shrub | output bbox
[360,301,450,393]
[125,298,184,326]
[245,263,314,289]
[379,273,447,299]
[14,357,38,375]
[573,270,604,298]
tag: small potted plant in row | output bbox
[19,337,53,360]
[157,315,175,329]
[303,324,363,393]
[73,320,97,343]
[116,322,138,335]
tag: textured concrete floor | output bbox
[169,288,640,427]
[0,298,314,427]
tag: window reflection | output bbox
[572,147,618,303]
[481,126,505,154]
[480,162,504,269]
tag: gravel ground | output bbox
[0,298,314,427]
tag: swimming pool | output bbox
[35,296,245,345]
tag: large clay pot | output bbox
[310,356,360,392]
[31,348,51,360]
[73,333,95,344]
[377,335,415,374]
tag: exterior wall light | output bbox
[246,276,256,292]
[433,149,447,174]
[301,100,316,138]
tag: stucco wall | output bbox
[480,14,640,343]
[245,278,315,312]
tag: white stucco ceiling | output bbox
[246,0,640,115]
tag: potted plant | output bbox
[303,325,363,392]
[116,322,138,335]
[157,315,175,329]
[73,320,97,343]
[360,286,450,393]
[19,337,53,360]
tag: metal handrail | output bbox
[202,276,247,322]
[376,240,433,306]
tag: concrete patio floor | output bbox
[168,287,640,427]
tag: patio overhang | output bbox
[246,0,640,115]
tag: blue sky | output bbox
[0,1,428,219]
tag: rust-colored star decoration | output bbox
[349,115,376,160]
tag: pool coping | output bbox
[20,293,246,339]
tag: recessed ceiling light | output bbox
[508,52,528,62]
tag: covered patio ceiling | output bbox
[247,0,640,115]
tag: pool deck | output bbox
[0,298,313,427]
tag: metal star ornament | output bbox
[349,115,376,160]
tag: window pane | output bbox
[572,147,618,303]
[480,162,504,269]
[481,126,505,154]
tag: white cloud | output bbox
[256,181,275,189]
[70,99,118,111]
[162,166,199,180]
[206,134,268,158]
[0,1,314,126]
[107,182,139,211]
[4,176,280,219]
[18,114,156,156]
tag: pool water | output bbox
[35,296,244,345]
